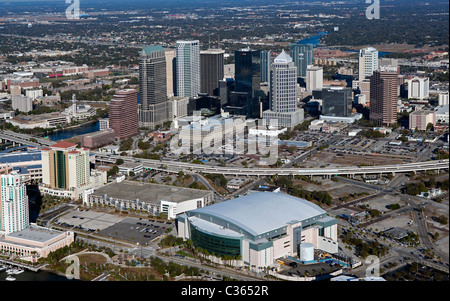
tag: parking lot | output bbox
[369,212,416,232]
[98,217,173,245]
[55,210,124,232]
[55,209,174,245]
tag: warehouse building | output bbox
[177,192,338,269]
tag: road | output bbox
[333,172,450,273]
[38,204,77,227]
[400,194,449,264]
[187,171,222,199]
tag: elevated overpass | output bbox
[0,130,55,148]
[1,131,447,177]
[94,152,449,177]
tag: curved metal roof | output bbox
[190,192,326,236]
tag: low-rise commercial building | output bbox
[435,105,449,124]
[226,178,248,190]
[0,225,74,262]
[85,181,214,219]
[8,113,71,129]
[81,129,116,149]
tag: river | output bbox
[47,121,100,141]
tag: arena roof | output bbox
[189,192,327,237]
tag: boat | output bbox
[6,275,16,281]
[0,266,7,272]
[13,269,24,275]
[6,269,16,275]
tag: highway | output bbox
[2,129,447,177]
[0,130,55,147]
[95,152,449,177]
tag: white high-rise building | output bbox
[358,47,378,81]
[176,40,200,98]
[263,50,304,128]
[408,77,429,100]
[12,95,33,113]
[438,92,449,106]
[306,65,323,92]
[0,172,29,235]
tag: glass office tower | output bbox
[290,43,313,77]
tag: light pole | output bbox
[137,242,142,260]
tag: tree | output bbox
[138,139,150,150]
[107,165,119,177]
[116,158,124,165]
[436,215,448,225]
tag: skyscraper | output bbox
[230,48,262,118]
[234,48,261,97]
[263,51,304,128]
[110,89,139,139]
[0,171,29,235]
[176,40,200,98]
[321,87,353,117]
[358,47,378,81]
[260,50,271,84]
[200,49,224,96]
[164,49,176,97]
[139,46,169,128]
[290,43,313,77]
[369,70,398,126]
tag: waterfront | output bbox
[47,121,100,141]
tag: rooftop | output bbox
[141,45,165,55]
[201,49,225,54]
[11,112,69,124]
[274,50,292,63]
[50,141,78,149]
[410,110,435,116]
[90,181,212,204]
[435,105,449,114]
[5,227,66,244]
[0,151,41,164]
[188,192,328,236]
